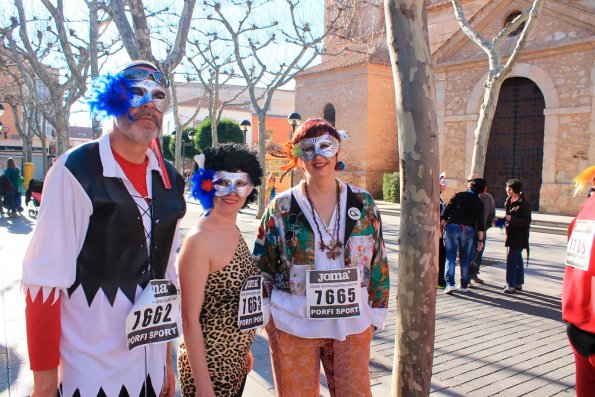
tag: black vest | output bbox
[65,142,186,306]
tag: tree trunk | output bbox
[24,136,33,163]
[41,117,48,176]
[209,87,218,146]
[470,76,504,176]
[256,111,267,218]
[54,110,71,156]
[210,108,218,146]
[385,0,439,396]
[170,79,183,173]
[89,0,102,139]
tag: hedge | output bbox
[383,172,400,203]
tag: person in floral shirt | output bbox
[253,118,389,397]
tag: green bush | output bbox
[194,118,244,152]
[167,128,200,164]
[162,134,174,161]
[383,172,400,203]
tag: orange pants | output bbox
[266,320,374,397]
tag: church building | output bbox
[295,0,594,215]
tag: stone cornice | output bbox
[544,106,592,115]
[427,0,479,11]
[434,37,594,71]
[442,105,591,121]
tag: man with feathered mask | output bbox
[22,61,186,397]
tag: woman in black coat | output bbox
[503,179,532,293]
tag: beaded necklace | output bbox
[304,180,342,259]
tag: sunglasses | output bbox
[122,68,170,88]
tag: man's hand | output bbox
[31,369,58,397]
[160,347,175,397]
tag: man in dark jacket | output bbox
[440,178,486,294]
[503,179,532,293]
[467,174,496,285]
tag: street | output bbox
[0,199,575,396]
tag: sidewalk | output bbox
[0,199,575,396]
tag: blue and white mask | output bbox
[129,80,170,113]
[298,134,340,161]
[213,171,253,197]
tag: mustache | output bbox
[132,109,160,126]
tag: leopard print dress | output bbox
[178,235,259,397]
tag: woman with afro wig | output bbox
[177,143,263,397]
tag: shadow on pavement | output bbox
[0,345,21,393]
[451,284,562,321]
[0,213,34,234]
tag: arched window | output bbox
[323,103,336,126]
[504,12,525,37]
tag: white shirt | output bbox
[269,180,387,341]
[22,133,181,397]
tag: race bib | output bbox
[566,220,595,271]
[306,268,362,319]
[238,275,264,331]
[125,279,181,351]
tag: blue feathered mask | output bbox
[87,72,133,119]
[190,154,216,216]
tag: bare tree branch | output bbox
[450,0,490,54]
[202,0,357,217]
[500,0,544,77]
[105,0,197,73]
[449,0,546,176]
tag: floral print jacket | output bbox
[253,183,390,309]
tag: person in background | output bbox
[438,172,447,288]
[22,60,185,397]
[573,165,595,199]
[177,144,263,397]
[562,165,595,397]
[3,158,21,218]
[266,172,276,205]
[256,118,389,396]
[502,179,531,294]
[440,178,486,294]
[467,174,496,285]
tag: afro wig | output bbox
[203,143,263,208]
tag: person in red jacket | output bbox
[562,165,595,397]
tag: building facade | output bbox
[296,0,594,215]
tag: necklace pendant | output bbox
[326,245,341,260]
[330,239,336,247]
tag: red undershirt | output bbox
[111,148,149,198]
[26,147,149,371]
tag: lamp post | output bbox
[240,119,251,145]
[287,112,301,187]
